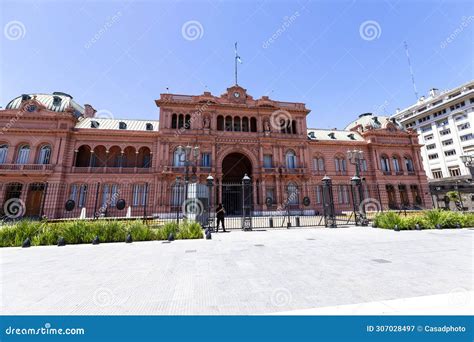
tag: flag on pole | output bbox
[235,42,242,64]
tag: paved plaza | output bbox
[1,227,473,315]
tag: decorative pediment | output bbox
[222,85,252,103]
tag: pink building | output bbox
[0,85,431,221]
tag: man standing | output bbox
[216,203,226,232]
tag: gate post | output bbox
[93,182,100,219]
[143,183,148,220]
[39,182,48,219]
[241,174,252,231]
[322,175,336,228]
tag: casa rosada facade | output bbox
[0,85,431,219]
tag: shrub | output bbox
[400,216,429,230]
[155,221,179,240]
[126,220,156,241]
[177,220,203,240]
[423,209,444,229]
[439,211,464,228]
[373,212,403,229]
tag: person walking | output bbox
[216,203,226,232]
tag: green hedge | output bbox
[373,210,474,230]
[0,219,203,247]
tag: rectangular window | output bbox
[420,125,432,133]
[360,159,367,172]
[315,185,322,204]
[461,133,473,142]
[428,153,438,160]
[432,169,443,179]
[424,134,434,141]
[201,153,211,167]
[436,119,449,127]
[426,144,436,150]
[449,167,461,177]
[132,184,147,207]
[442,139,453,146]
[458,122,470,130]
[439,128,451,136]
[444,150,456,156]
[454,113,468,121]
[266,188,275,205]
[263,155,273,168]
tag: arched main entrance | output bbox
[221,153,253,215]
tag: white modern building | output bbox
[392,80,474,209]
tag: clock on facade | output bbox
[233,92,240,98]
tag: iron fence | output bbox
[0,180,429,229]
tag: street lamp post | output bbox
[241,174,252,231]
[207,174,214,231]
[347,150,367,226]
[177,145,200,202]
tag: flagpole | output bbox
[234,42,238,85]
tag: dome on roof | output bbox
[345,113,404,131]
[5,92,84,116]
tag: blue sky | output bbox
[1,0,472,129]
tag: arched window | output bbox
[37,145,52,164]
[313,157,325,171]
[287,182,298,205]
[171,114,177,129]
[178,114,184,129]
[185,114,191,129]
[233,116,241,131]
[291,120,297,134]
[173,148,185,167]
[225,116,232,131]
[69,184,88,208]
[392,156,401,172]
[250,117,257,132]
[242,117,249,132]
[16,145,30,164]
[405,156,414,172]
[286,150,297,169]
[0,144,8,164]
[217,115,224,131]
[75,145,92,167]
[335,156,347,173]
[380,155,390,172]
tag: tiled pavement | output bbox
[1,227,472,315]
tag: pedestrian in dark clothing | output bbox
[216,203,226,232]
